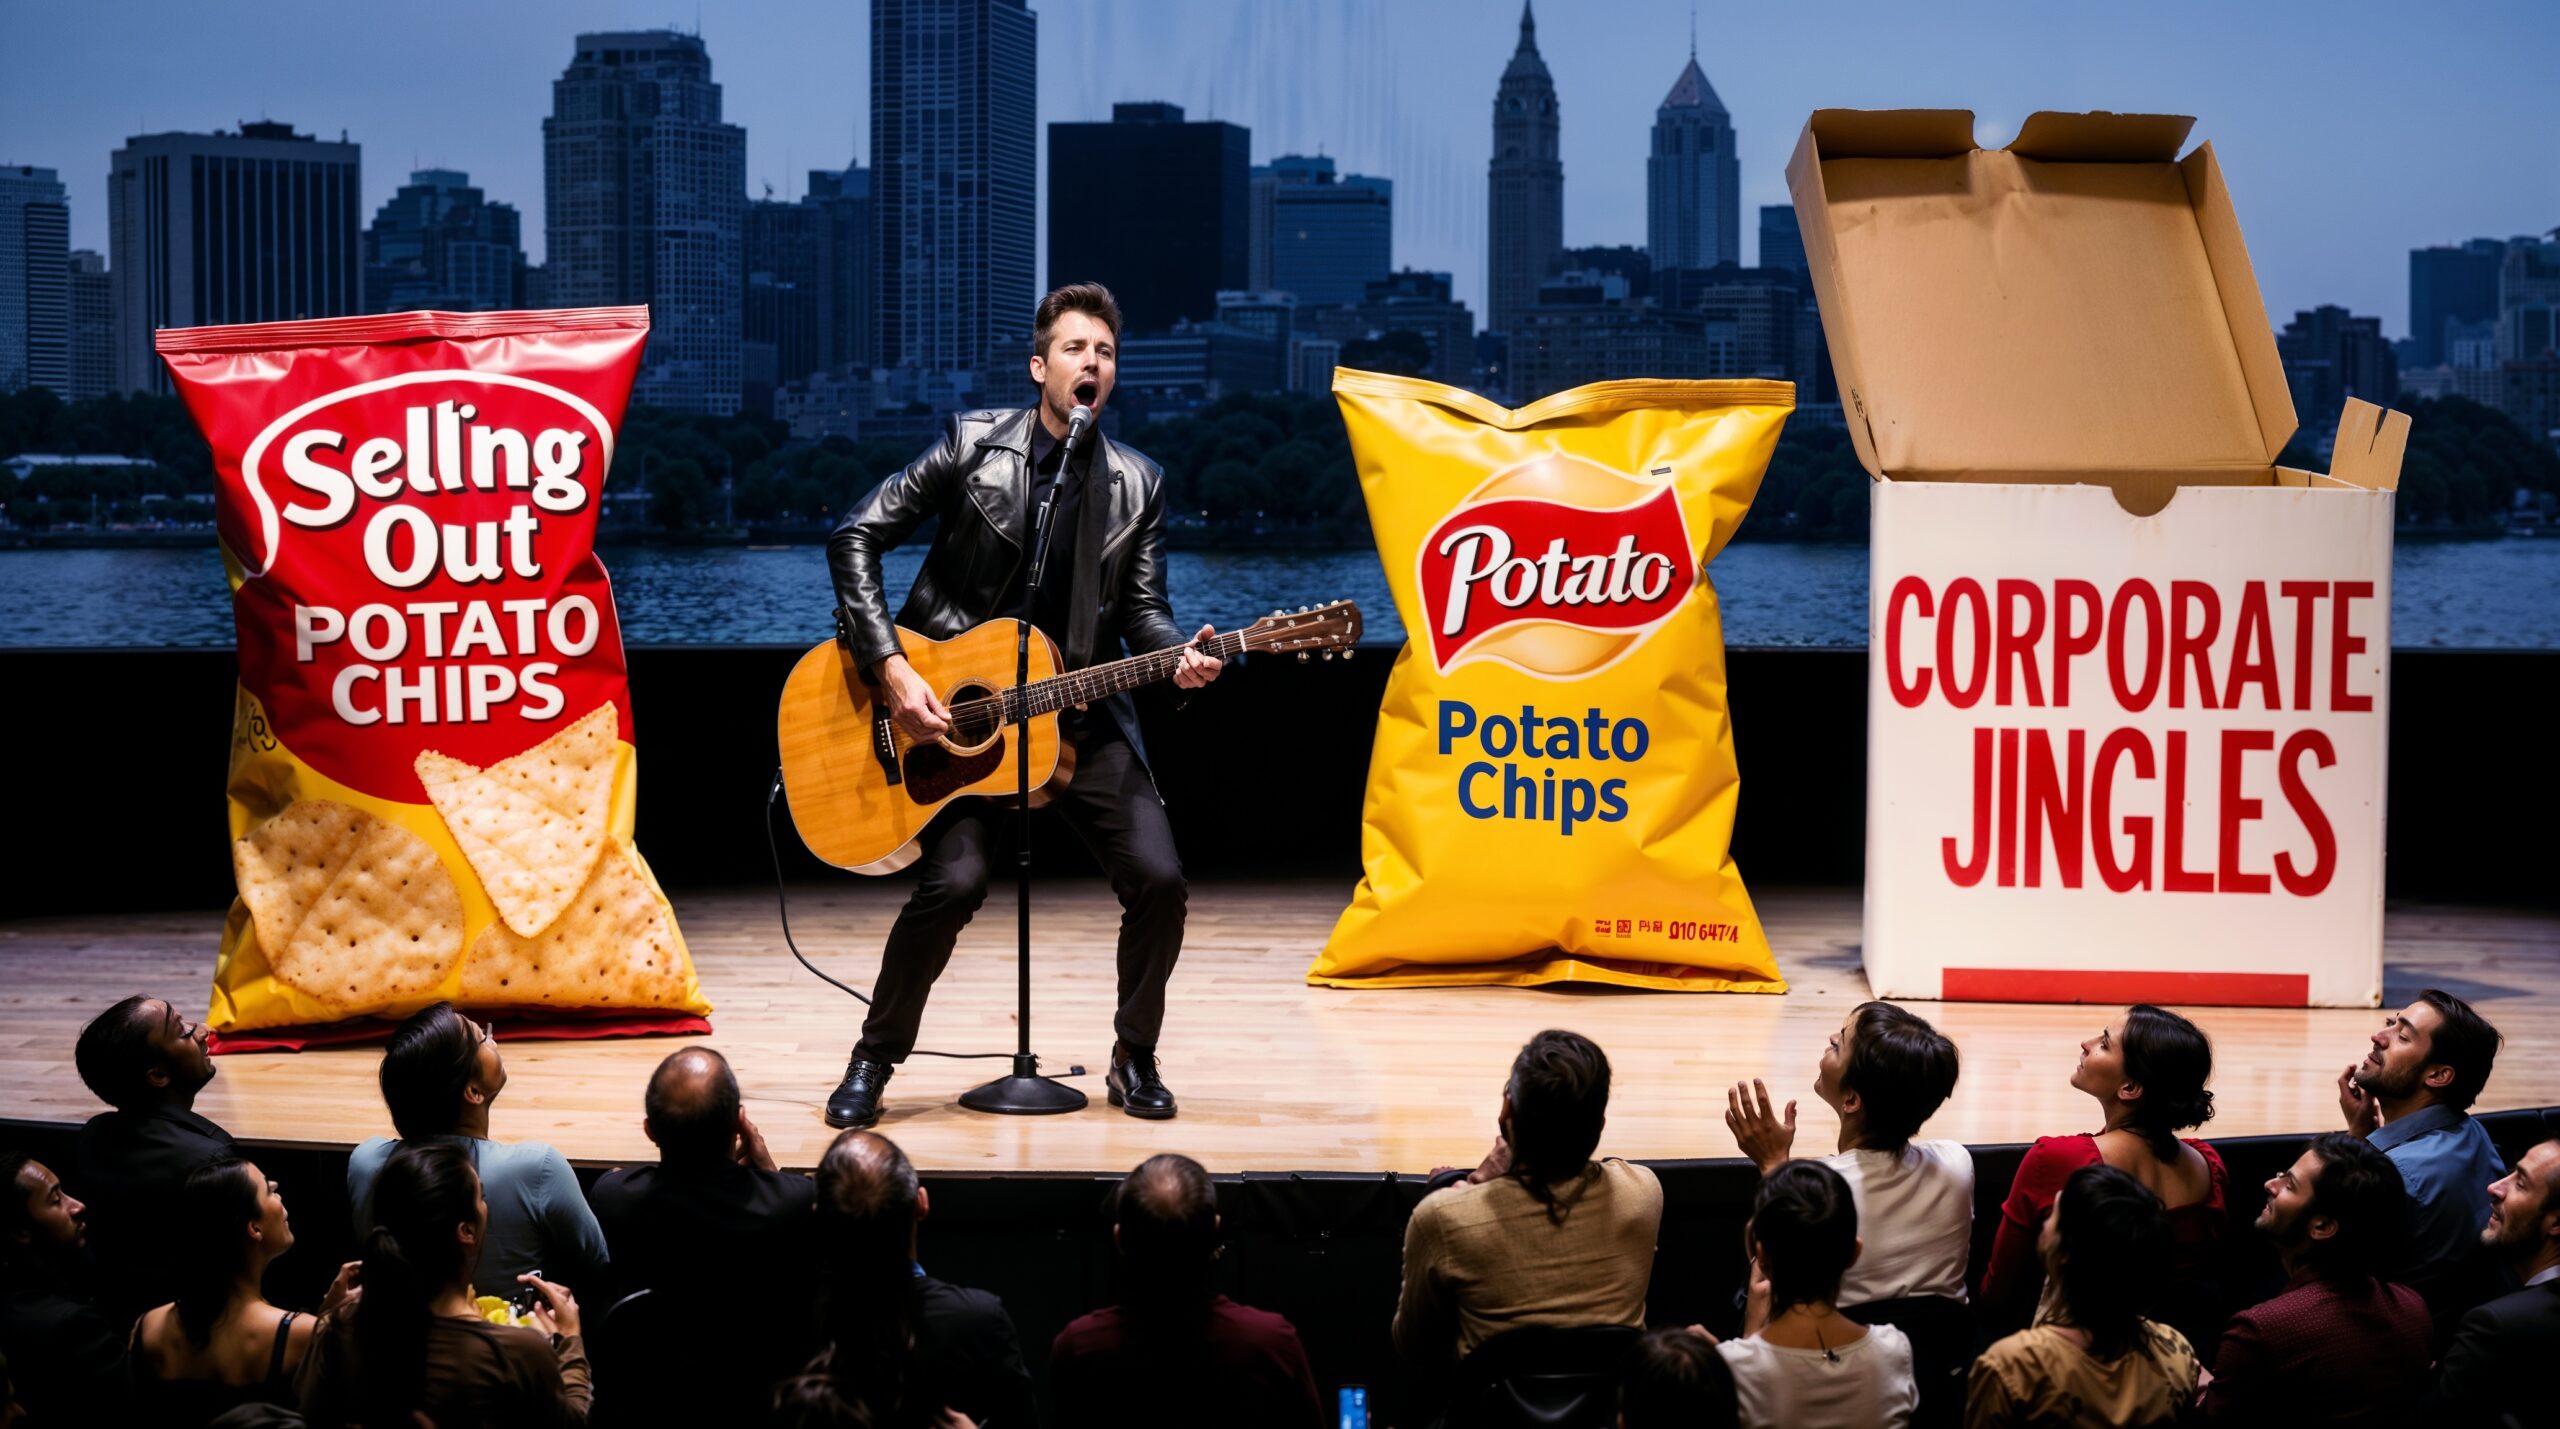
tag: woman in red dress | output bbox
[1978,1004,2231,1359]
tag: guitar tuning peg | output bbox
[1297,651,1310,663]
[1322,650,1335,661]
[1342,648,1355,660]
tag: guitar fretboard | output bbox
[945,627,1255,728]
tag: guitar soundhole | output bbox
[901,681,1005,804]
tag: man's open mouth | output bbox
[1074,380,1098,405]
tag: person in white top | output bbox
[1704,1160,1917,1429]
[1726,1001,1972,1307]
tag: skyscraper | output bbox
[363,169,527,314]
[1759,205,1805,279]
[545,31,747,415]
[1256,154,1393,309]
[873,0,1036,376]
[2279,304,2398,437]
[2408,239,2504,369]
[806,165,873,370]
[1486,1,1562,340]
[107,123,362,394]
[1647,48,1738,271]
[745,194,828,405]
[2500,233,2560,363]
[67,250,111,402]
[0,165,70,396]
[1049,103,1248,332]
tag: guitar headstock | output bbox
[1242,600,1364,659]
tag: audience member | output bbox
[1616,1328,1740,1429]
[1709,1160,1917,1428]
[70,995,240,1319]
[2199,1133,2430,1423]
[0,1152,128,1423]
[2427,1137,2560,1424]
[591,1047,814,1303]
[1049,1153,1321,1429]
[1725,1002,1971,1307]
[128,1156,359,1426]
[2337,989,2505,1302]
[1981,1004,2228,1351]
[791,1129,1037,1429]
[1966,1164,2201,1428]
[299,1141,589,1427]
[1393,1030,1662,1366]
[345,1003,609,1299]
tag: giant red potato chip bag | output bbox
[157,308,708,1033]
[1313,371,1794,990]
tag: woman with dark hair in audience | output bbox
[1709,1160,1917,1428]
[1966,1164,2201,1427]
[300,1141,590,1427]
[127,1156,356,1424]
[1980,1004,2229,1352]
[1617,1327,1740,1429]
[344,1003,609,1299]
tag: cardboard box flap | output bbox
[2327,399,2409,492]
[2006,111,2194,163]
[1791,109,2300,485]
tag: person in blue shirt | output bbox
[2336,987,2505,1309]
[345,1003,610,1300]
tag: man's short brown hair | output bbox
[1033,282,1122,359]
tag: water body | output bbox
[3,538,2556,650]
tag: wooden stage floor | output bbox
[4,883,2555,1177]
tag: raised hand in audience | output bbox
[2337,1062,2381,1137]
[732,1109,779,1173]
[517,1273,581,1340]
[1724,1078,1798,1175]
[1464,1135,1513,1184]
[317,1258,363,1320]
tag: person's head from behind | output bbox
[75,995,215,1112]
[2356,989,2501,1114]
[354,1143,484,1411]
[642,1046,742,1168]
[378,1002,504,1140]
[171,1158,295,1344]
[1747,1160,1861,1316]
[2039,1163,2168,1361]
[1502,1029,1611,1194]
[2483,1138,2560,1274]
[1112,1153,1219,1316]
[1,1153,86,1272]
[2070,1003,2214,1160]
[815,1129,925,1287]
[2255,1132,2408,1281]
[1028,282,1121,429]
[1815,1001,1959,1153]
[1617,1327,1738,1429]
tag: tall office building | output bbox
[363,169,527,314]
[1254,155,1392,309]
[2500,233,2560,362]
[545,31,747,415]
[66,250,112,402]
[873,0,1036,376]
[1646,50,1738,271]
[1759,205,1806,279]
[0,165,70,395]
[2278,304,2397,435]
[806,164,872,370]
[2407,239,2504,369]
[1486,1,1563,338]
[107,123,362,394]
[746,194,828,404]
[1049,103,1248,332]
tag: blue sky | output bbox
[3,0,2553,338]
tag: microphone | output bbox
[1064,402,1092,454]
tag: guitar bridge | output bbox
[872,712,903,786]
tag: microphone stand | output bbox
[959,403,1092,1116]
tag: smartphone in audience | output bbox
[1338,1385,1369,1429]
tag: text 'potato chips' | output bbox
[1313,371,1794,991]
[158,308,708,1034]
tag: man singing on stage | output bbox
[820,282,1221,1129]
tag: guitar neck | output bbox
[1006,628,1251,720]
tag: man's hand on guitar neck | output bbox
[1173,624,1225,690]
[872,653,953,740]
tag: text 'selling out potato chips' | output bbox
[1313,371,1794,991]
[157,308,707,1034]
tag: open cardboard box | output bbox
[1789,109,2408,1007]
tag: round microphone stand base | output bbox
[958,1054,1090,1115]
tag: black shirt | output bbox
[1004,419,1093,655]
[588,1159,817,1306]
[71,1104,240,1319]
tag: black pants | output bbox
[855,719,1186,1063]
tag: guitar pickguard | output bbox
[901,736,1005,805]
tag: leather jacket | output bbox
[826,405,1188,757]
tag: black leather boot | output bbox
[825,1055,894,1128]
[1106,1046,1177,1120]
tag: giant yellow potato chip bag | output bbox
[1312,371,1793,990]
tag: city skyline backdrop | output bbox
[4,0,2554,343]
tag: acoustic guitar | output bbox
[778,600,1364,873]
